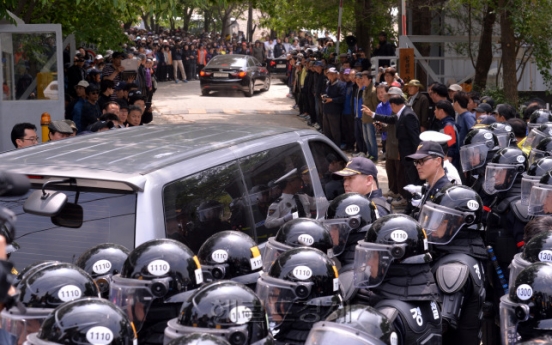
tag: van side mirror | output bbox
[23,190,67,216]
[52,203,83,228]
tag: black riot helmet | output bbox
[1,262,99,344]
[500,262,552,343]
[109,239,203,332]
[306,305,398,345]
[164,281,272,345]
[488,122,516,147]
[528,109,552,129]
[527,170,552,217]
[353,214,431,289]
[509,231,552,289]
[483,146,527,195]
[167,334,231,345]
[419,185,482,245]
[460,128,500,172]
[13,260,59,287]
[257,247,342,327]
[521,157,552,205]
[528,137,552,166]
[324,193,375,256]
[263,218,334,271]
[24,298,137,345]
[75,243,130,297]
[523,123,552,151]
[197,230,263,285]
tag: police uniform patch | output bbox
[268,209,276,216]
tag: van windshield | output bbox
[0,189,136,270]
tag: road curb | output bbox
[156,109,298,116]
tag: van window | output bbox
[0,190,136,270]
[239,143,315,243]
[163,161,253,253]
[308,141,348,200]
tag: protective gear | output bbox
[527,170,552,216]
[166,334,231,345]
[527,137,552,165]
[324,193,376,256]
[24,298,137,345]
[488,122,516,147]
[197,200,224,222]
[419,185,482,245]
[262,218,333,271]
[256,247,342,329]
[13,260,59,287]
[110,239,203,333]
[527,109,552,129]
[164,281,272,345]
[500,262,552,344]
[460,128,500,172]
[353,214,432,289]
[1,262,99,344]
[520,156,552,205]
[509,231,552,289]
[197,230,262,285]
[75,242,130,297]
[305,305,398,345]
[483,147,527,195]
[522,123,552,151]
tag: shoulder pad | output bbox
[511,200,530,222]
[435,263,469,293]
[375,300,441,333]
[495,196,519,213]
[371,197,392,215]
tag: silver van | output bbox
[0,123,347,269]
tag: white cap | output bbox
[388,87,403,95]
[95,54,103,60]
[419,130,452,144]
[448,84,462,91]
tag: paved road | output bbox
[149,77,391,195]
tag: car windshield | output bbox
[207,55,247,68]
[0,189,136,269]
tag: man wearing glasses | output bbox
[406,141,452,215]
[10,123,39,149]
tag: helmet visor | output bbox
[164,318,250,345]
[418,202,472,245]
[483,164,522,195]
[262,238,291,271]
[528,185,552,216]
[460,143,490,172]
[0,310,48,345]
[528,148,548,166]
[109,275,156,333]
[523,128,550,150]
[508,254,530,291]
[321,217,360,256]
[499,295,525,345]
[353,241,396,289]
[256,273,313,327]
[520,175,540,206]
[306,324,389,345]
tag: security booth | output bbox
[0,20,65,152]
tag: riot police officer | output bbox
[109,238,204,345]
[527,109,552,129]
[164,280,273,345]
[75,242,130,298]
[1,262,100,344]
[419,184,487,344]
[197,230,263,288]
[487,122,516,148]
[167,334,231,345]
[305,304,398,345]
[528,137,552,166]
[24,298,137,345]
[527,170,552,218]
[262,218,334,271]
[508,230,552,289]
[352,214,442,344]
[257,247,342,344]
[520,157,552,205]
[522,123,552,152]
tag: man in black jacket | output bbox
[323,67,346,147]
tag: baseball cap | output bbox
[448,84,462,92]
[388,87,403,95]
[76,80,89,88]
[48,120,74,135]
[405,141,445,160]
[474,103,493,113]
[478,114,497,125]
[419,131,451,144]
[114,81,127,91]
[333,157,378,178]
[343,68,351,75]
[62,119,77,131]
[327,67,338,74]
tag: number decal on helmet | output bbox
[58,285,82,302]
[229,306,253,324]
[467,200,479,211]
[517,155,526,163]
[194,268,203,284]
[484,132,493,139]
[147,260,170,276]
[538,250,552,262]
[516,284,533,300]
[292,265,312,280]
[345,205,360,215]
[92,259,112,275]
[86,326,114,345]
[390,332,398,345]
[333,278,339,292]
[212,249,229,263]
[505,125,512,131]
[250,256,263,270]
[390,230,408,242]
[298,234,314,246]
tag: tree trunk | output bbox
[247,1,253,41]
[474,2,497,91]
[183,7,194,32]
[204,10,211,33]
[142,12,151,31]
[499,0,518,105]
[355,0,371,57]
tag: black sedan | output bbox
[266,54,289,83]
[199,54,270,97]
